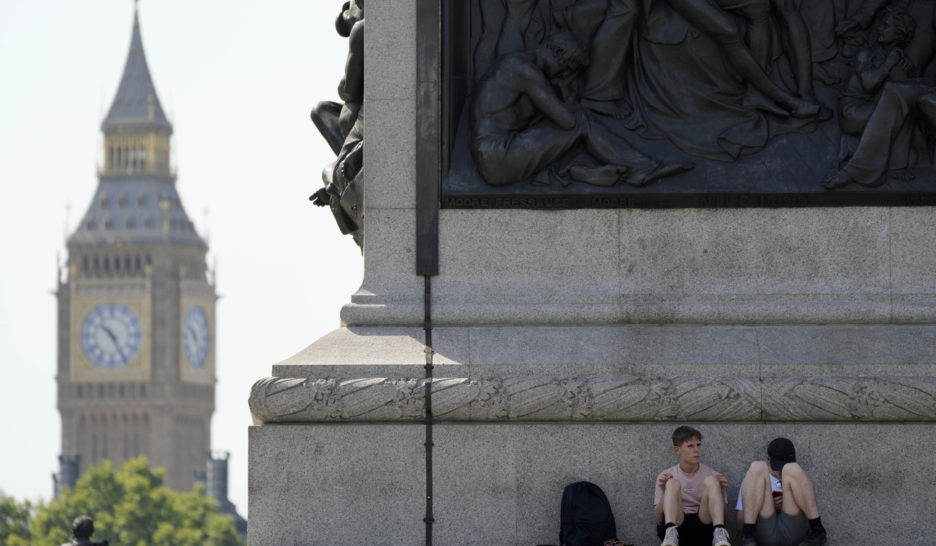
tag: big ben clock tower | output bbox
[56,5,216,493]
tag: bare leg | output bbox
[779,463,820,519]
[311,101,345,155]
[663,478,687,526]
[827,82,924,188]
[740,461,775,524]
[581,113,655,169]
[698,475,726,526]
[473,123,583,186]
[581,114,694,186]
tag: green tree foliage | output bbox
[29,456,243,546]
[0,491,32,546]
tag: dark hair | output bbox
[72,515,94,539]
[672,426,702,446]
[545,31,587,70]
[881,5,915,46]
[335,1,363,38]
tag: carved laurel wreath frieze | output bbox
[249,375,936,424]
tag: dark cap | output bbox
[767,438,796,471]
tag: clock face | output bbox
[80,303,143,369]
[183,305,210,370]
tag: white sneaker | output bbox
[712,526,731,546]
[662,525,679,546]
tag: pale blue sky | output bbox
[0,0,363,513]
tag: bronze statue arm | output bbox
[338,19,365,103]
[836,0,888,35]
[520,64,577,130]
[857,50,904,94]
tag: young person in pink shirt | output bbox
[654,426,731,546]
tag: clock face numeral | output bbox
[183,305,210,370]
[80,303,143,369]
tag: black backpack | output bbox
[559,481,618,546]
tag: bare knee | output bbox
[664,477,682,494]
[780,462,806,481]
[703,475,721,490]
[747,460,769,475]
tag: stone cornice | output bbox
[250,375,936,424]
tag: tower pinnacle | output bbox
[100,6,172,178]
[70,7,203,249]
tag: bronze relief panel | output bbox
[441,0,936,208]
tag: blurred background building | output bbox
[52,5,243,533]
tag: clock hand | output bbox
[101,325,129,365]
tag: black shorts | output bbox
[656,513,713,546]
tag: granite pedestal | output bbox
[249,1,936,544]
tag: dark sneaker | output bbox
[802,527,827,546]
[740,536,756,546]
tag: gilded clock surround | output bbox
[70,292,151,383]
[179,293,215,384]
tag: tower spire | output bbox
[100,5,172,178]
[102,5,168,130]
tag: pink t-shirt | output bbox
[653,463,725,514]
